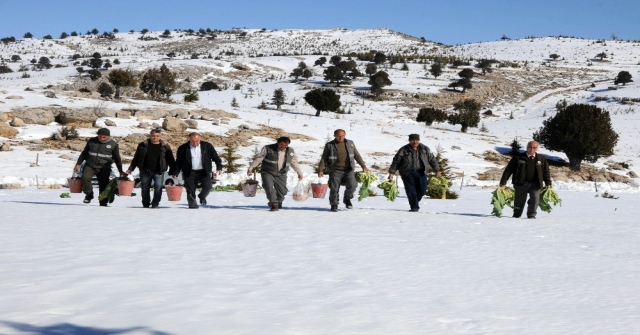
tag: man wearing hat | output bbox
[74,128,124,206]
[388,134,441,212]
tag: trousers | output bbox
[401,171,427,210]
[328,169,356,206]
[513,183,541,218]
[184,170,212,208]
[261,173,288,206]
[140,171,165,207]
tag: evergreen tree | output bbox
[427,145,459,199]
[549,53,560,61]
[107,69,136,98]
[37,57,52,69]
[368,70,392,96]
[476,59,496,75]
[302,68,313,79]
[509,137,522,155]
[221,143,243,173]
[323,65,346,86]
[314,57,327,67]
[139,63,177,100]
[429,63,442,78]
[89,58,103,70]
[533,103,619,171]
[88,69,101,81]
[304,88,341,117]
[448,99,481,132]
[365,63,377,77]
[289,67,303,80]
[183,89,199,103]
[458,68,475,79]
[373,52,386,66]
[416,107,447,126]
[200,81,219,91]
[97,82,114,97]
[614,71,633,85]
[24,32,33,38]
[271,88,286,110]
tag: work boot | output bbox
[270,204,279,212]
[344,199,353,209]
[330,205,338,212]
[83,192,93,204]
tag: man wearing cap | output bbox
[173,132,223,209]
[74,128,124,206]
[318,129,369,212]
[248,136,304,212]
[126,128,176,208]
[388,134,440,212]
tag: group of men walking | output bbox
[74,127,551,216]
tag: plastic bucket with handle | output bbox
[311,183,328,198]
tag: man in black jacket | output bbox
[173,132,223,209]
[74,128,124,206]
[388,134,440,212]
[499,140,552,219]
[126,128,176,208]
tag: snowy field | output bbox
[1,187,639,335]
[2,28,640,334]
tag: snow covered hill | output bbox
[1,29,638,190]
[1,28,640,335]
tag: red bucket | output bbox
[117,180,135,196]
[67,178,83,193]
[311,183,328,198]
[165,185,183,201]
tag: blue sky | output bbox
[1,0,638,45]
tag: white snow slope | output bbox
[1,29,640,334]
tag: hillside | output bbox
[1,28,639,191]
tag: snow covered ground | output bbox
[1,188,639,335]
[2,28,640,334]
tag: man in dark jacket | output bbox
[318,129,369,212]
[126,128,176,208]
[499,140,552,219]
[388,134,441,212]
[172,132,222,209]
[74,128,124,206]
[247,136,304,211]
